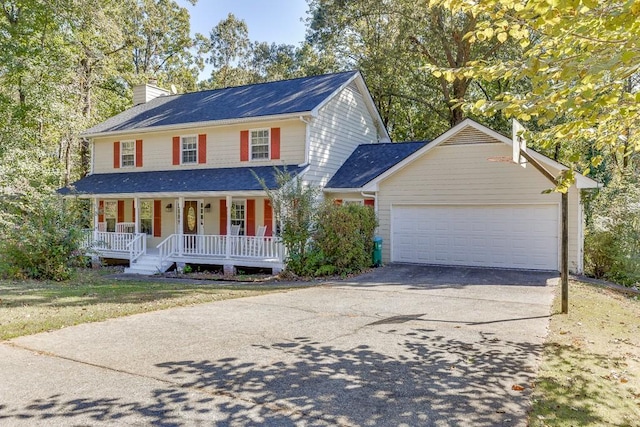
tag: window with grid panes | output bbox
[121,141,135,167]
[231,201,245,235]
[250,129,269,160]
[181,136,197,164]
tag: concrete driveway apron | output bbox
[0,264,557,426]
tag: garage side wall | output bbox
[376,143,582,273]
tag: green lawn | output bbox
[0,269,291,341]
[529,280,640,426]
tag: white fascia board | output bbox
[466,119,600,189]
[310,72,359,117]
[309,72,392,142]
[353,74,391,142]
[322,187,366,193]
[361,118,600,190]
[70,190,269,199]
[81,112,312,139]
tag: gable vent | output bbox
[442,126,501,145]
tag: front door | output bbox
[183,201,198,250]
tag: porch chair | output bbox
[251,225,268,256]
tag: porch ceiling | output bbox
[58,164,306,197]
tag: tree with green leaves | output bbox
[305,0,522,140]
[428,0,640,177]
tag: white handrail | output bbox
[127,233,147,263]
[157,234,179,267]
[90,232,137,252]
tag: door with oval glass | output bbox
[183,200,198,251]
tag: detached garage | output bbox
[325,119,599,273]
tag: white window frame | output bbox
[181,135,198,165]
[140,200,153,235]
[250,128,270,161]
[121,140,135,168]
[104,201,117,232]
[231,200,246,236]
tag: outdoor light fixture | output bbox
[165,203,173,212]
[204,203,211,212]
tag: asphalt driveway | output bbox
[0,264,557,426]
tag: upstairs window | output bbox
[250,129,270,160]
[182,136,197,164]
[121,141,135,167]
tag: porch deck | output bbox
[82,231,286,273]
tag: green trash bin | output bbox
[372,236,383,267]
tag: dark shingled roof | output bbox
[326,141,429,189]
[83,71,359,135]
[58,165,306,196]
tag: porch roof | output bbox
[58,165,306,196]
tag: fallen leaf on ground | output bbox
[512,385,525,391]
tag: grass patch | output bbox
[0,268,293,341]
[530,280,640,426]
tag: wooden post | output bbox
[520,150,571,314]
[561,191,569,313]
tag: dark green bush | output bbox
[312,202,378,276]
[0,195,87,281]
[584,176,640,286]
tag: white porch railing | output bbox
[83,231,145,253]
[158,234,286,266]
[127,233,147,263]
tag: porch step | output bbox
[124,254,173,275]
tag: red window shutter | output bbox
[113,141,120,168]
[240,130,249,161]
[264,199,273,236]
[117,200,124,223]
[135,139,143,167]
[364,199,375,207]
[220,200,227,235]
[153,200,161,237]
[246,199,256,236]
[98,200,104,223]
[132,200,136,220]
[271,127,280,160]
[172,136,180,165]
[198,134,207,164]
[334,199,343,206]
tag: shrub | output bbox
[312,202,378,276]
[584,175,640,286]
[0,195,87,281]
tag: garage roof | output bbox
[326,141,428,189]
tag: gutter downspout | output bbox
[361,191,377,213]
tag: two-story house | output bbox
[61,71,390,274]
[62,71,598,276]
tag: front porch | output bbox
[83,231,285,274]
[84,193,285,275]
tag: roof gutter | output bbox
[81,111,314,139]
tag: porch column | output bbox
[178,196,184,256]
[225,195,232,259]
[134,197,140,234]
[93,198,99,240]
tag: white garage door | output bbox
[391,204,558,270]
